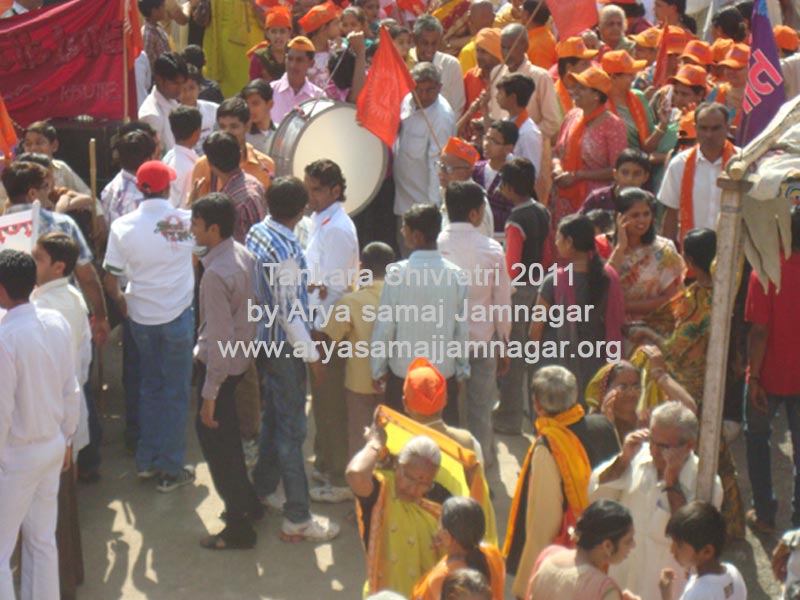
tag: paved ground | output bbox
[57,330,793,599]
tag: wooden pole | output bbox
[695,174,746,501]
[122,7,130,124]
[89,138,97,240]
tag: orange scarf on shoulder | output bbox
[609,90,650,147]
[555,78,573,117]
[679,140,737,241]
[561,105,607,212]
[514,109,530,129]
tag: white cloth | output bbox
[103,198,195,325]
[0,435,64,600]
[657,145,740,232]
[588,444,724,600]
[440,194,495,238]
[138,86,180,152]
[163,144,199,208]
[407,50,466,116]
[52,159,91,197]
[31,278,92,455]
[194,98,219,156]
[680,563,747,600]
[437,222,512,344]
[134,51,152,111]
[514,117,543,176]
[782,54,800,102]
[0,303,80,451]
[304,202,360,328]
[782,529,800,598]
[393,95,457,215]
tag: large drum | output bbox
[269,98,389,216]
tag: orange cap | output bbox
[630,27,661,49]
[718,43,750,69]
[475,27,503,62]
[680,40,713,66]
[566,66,612,95]
[287,35,316,52]
[443,137,480,166]
[601,49,648,74]
[298,0,340,34]
[659,25,690,55]
[403,358,447,416]
[265,5,292,29]
[669,64,708,88]
[678,110,696,139]
[556,36,599,59]
[711,37,734,63]
[775,25,800,52]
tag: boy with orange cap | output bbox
[299,0,342,88]
[247,6,292,83]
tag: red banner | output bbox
[0,0,127,128]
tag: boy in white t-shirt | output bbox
[660,501,747,600]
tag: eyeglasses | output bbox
[438,161,470,174]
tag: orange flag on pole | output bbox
[121,0,143,71]
[652,23,670,90]
[356,26,415,148]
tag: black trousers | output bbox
[195,362,259,540]
[385,370,460,426]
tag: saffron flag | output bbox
[122,0,143,72]
[652,23,670,90]
[0,0,127,127]
[737,0,786,146]
[356,26,415,148]
[544,0,598,40]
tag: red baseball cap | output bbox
[136,161,177,194]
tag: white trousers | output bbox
[0,435,64,600]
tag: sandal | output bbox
[199,534,255,551]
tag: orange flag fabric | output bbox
[652,23,669,90]
[122,0,143,71]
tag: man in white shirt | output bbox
[103,161,196,493]
[394,62,457,256]
[163,106,201,208]
[410,15,466,116]
[589,402,724,600]
[0,249,80,600]
[437,181,511,468]
[302,159,360,504]
[437,136,495,237]
[658,102,739,243]
[138,52,188,154]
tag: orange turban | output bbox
[403,358,447,416]
[298,0,340,34]
[266,5,292,29]
[443,137,480,166]
[475,27,503,62]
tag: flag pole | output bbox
[122,0,130,123]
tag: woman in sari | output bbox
[552,67,627,227]
[526,500,636,600]
[348,431,447,598]
[596,187,685,334]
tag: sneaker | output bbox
[137,467,158,480]
[156,466,196,493]
[309,484,354,504]
[242,439,259,469]
[260,487,286,514]
[311,467,330,485]
[280,515,340,542]
[745,509,775,534]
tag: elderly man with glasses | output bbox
[589,401,723,600]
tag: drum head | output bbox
[271,100,388,216]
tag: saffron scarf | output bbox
[514,109,530,129]
[609,90,650,147]
[561,105,607,212]
[502,404,590,571]
[679,140,737,241]
[555,78,574,118]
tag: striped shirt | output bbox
[220,169,266,244]
[245,217,319,362]
[101,169,144,226]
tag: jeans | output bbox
[466,355,497,468]
[77,379,102,474]
[744,387,800,524]
[129,307,194,477]
[122,318,141,449]
[252,355,310,524]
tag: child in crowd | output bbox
[22,121,92,197]
[163,106,201,208]
[298,1,342,88]
[139,0,171,72]
[586,209,615,237]
[580,148,651,214]
[340,7,370,40]
[473,120,518,235]
[386,21,414,70]
[181,45,225,104]
[179,65,219,156]
[241,79,276,155]
[101,131,156,225]
[247,6,291,83]
[492,73,542,180]
[320,241,395,460]
[355,0,381,37]
[660,502,747,600]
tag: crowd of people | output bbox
[3,0,800,598]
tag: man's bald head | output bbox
[469,0,495,33]
[501,23,528,70]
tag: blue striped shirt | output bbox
[245,217,313,352]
